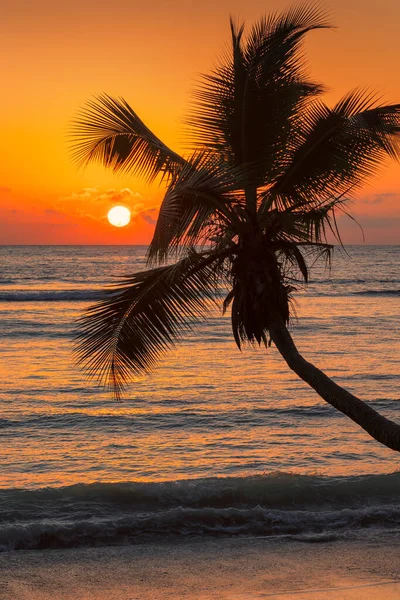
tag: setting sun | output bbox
[107,206,131,227]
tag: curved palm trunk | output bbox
[268,318,400,452]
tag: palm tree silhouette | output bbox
[72,4,400,451]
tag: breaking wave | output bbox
[353,289,400,296]
[0,290,104,302]
[1,472,400,551]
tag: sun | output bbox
[107,206,131,227]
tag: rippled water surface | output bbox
[0,245,399,550]
[1,244,399,486]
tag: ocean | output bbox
[0,245,399,552]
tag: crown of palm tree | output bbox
[71,3,400,401]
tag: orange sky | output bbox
[1,0,400,244]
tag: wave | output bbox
[0,405,343,434]
[353,289,400,296]
[0,290,104,302]
[3,400,399,433]
[1,472,400,551]
[1,285,399,303]
[301,288,400,297]
[3,504,400,551]
[320,278,399,284]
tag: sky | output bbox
[1,0,400,244]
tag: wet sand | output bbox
[0,534,399,599]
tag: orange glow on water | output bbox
[1,288,398,489]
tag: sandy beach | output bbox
[1,533,399,600]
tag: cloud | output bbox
[359,192,398,205]
[356,215,400,229]
[61,187,142,206]
[140,207,158,225]
[1,205,74,226]
[57,187,145,223]
[0,186,11,193]
[45,208,64,215]
[338,211,400,229]
[60,187,142,204]
[98,188,142,203]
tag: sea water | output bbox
[0,245,399,550]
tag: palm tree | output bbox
[71,4,400,451]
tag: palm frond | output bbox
[187,2,329,189]
[147,152,247,264]
[283,244,309,282]
[274,240,333,284]
[270,89,400,205]
[75,249,231,398]
[70,94,186,182]
[261,195,349,247]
